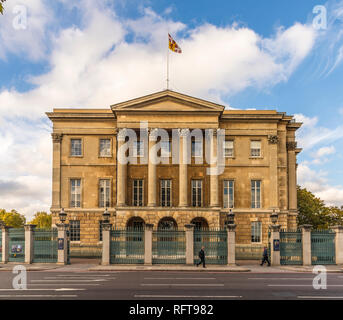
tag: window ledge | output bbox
[249,156,263,159]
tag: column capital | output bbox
[102,223,112,231]
[227,224,237,231]
[184,224,195,230]
[300,224,312,232]
[24,224,37,232]
[268,135,279,144]
[51,133,63,143]
[117,128,128,141]
[270,224,281,232]
[145,223,154,231]
[286,141,297,151]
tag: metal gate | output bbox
[280,229,302,265]
[152,229,186,264]
[0,229,2,261]
[110,228,144,264]
[311,230,336,265]
[33,228,58,263]
[8,228,25,262]
[194,229,227,265]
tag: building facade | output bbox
[47,90,302,256]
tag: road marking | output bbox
[29,283,100,286]
[0,288,85,291]
[0,295,77,298]
[268,284,343,287]
[31,279,107,283]
[43,277,116,280]
[134,295,242,299]
[249,278,314,280]
[298,296,343,299]
[141,283,224,287]
[54,274,111,277]
[143,277,216,280]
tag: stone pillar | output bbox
[24,225,36,264]
[144,224,154,265]
[148,129,158,207]
[117,129,127,206]
[179,129,189,207]
[269,224,281,266]
[301,224,312,266]
[51,133,63,209]
[332,226,343,265]
[102,223,112,265]
[227,224,236,266]
[185,224,195,265]
[287,141,297,212]
[57,223,68,265]
[268,135,279,210]
[1,226,9,264]
[210,129,219,207]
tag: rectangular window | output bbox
[251,221,262,243]
[70,139,82,156]
[251,180,261,208]
[192,140,202,157]
[69,220,80,241]
[133,179,144,206]
[70,179,81,208]
[161,141,171,157]
[99,139,111,157]
[133,141,144,157]
[191,180,202,207]
[223,180,234,208]
[224,140,234,157]
[160,179,172,207]
[99,179,111,208]
[250,140,261,157]
[99,221,103,242]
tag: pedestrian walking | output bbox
[260,246,271,266]
[196,246,206,268]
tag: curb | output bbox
[87,266,251,272]
[280,266,343,273]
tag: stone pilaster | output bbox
[144,224,154,265]
[101,223,112,265]
[117,128,127,206]
[185,224,195,265]
[332,226,343,265]
[268,135,279,210]
[57,223,69,265]
[179,129,189,207]
[24,224,36,264]
[300,224,312,266]
[227,224,236,266]
[51,133,63,209]
[1,226,9,264]
[287,141,297,212]
[148,129,158,207]
[209,129,219,207]
[269,224,281,266]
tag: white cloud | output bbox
[314,146,336,158]
[0,3,318,218]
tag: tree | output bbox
[0,209,26,228]
[0,0,6,15]
[297,186,343,229]
[29,212,52,229]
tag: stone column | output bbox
[227,224,236,266]
[210,129,219,207]
[57,223,68,265]
[268,135,279,210]
[269,224,281,266]
[185,224,195,265]
[287,141,297,212]
[117,129,127,206]
[301,224,312,266]
[102,223,112,265]
[51,133,63,209]
[24,225,36,264]
[332,226,343,265]
[1,226,9,264]
[179,129,189,207]
[144,224,154,265]
[148,129,158,207]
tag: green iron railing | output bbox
[8,228,25,262]
[280,229,303,265]
[110,228,145,264]
[311,230,336,265]
[33,228,58,263]
[152,229,186,264]
[0,229,2,261]
[193,228,227,265]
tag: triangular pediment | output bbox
[111,90,225,114]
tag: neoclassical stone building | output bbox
[47,90,302,256]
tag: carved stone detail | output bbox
[268,135,279,144]
[51,133,63,143]
[286,141,297,151]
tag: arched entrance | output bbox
[191,217,209,230]
[157,217,178,230]
[126,217,145,230]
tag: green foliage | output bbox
[0,0,6,15]
[297,186,343,229]
[0,209,26,228]
[29,212,52,229]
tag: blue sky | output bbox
[0,0,343,218]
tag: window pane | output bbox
[71,139,82,156]
[70,220,80,241]
[100,139,111,157]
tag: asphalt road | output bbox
[0,270,342,300]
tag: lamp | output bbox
[270,209,278,225]
[103,207,110,224]
[227,209,235,225]
[59,208,67,224]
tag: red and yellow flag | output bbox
[168,33,182,53]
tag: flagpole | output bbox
[167,33,170,90]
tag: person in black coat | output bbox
[196,246,206,268]
[260,246,271,266]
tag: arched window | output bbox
[126,217,145,230]
[191,217,209,230]
[157,217,178,230]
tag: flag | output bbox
[168,33,182,53]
